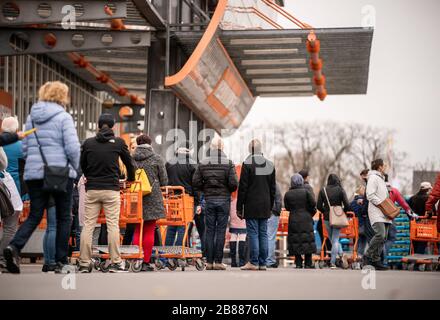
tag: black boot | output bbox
[304,254,314,269]
[295,255,303,269]
[238,241,247,267]
[230,241,237,267]
[4,245,20,274]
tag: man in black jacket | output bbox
[78,114,135,273]
[237,139,276,271]
[165,140,198,246]
[193,136,238,270]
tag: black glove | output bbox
[237,210,244,220]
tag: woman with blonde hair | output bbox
[4,81,80,274]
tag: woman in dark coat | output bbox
[284,174,317,269]
[132,134,168,271]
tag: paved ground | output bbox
[0,264,439,300]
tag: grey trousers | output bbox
[365,222,389,263]
[0,211,20,261]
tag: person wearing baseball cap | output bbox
[78,113,135,273]
[408,181,433,253]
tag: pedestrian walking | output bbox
[4,81,80,274]
[237,139,276,271]
[284,174,317,269]
[132,134,168,272]
[193,136,238,270]
[317,173,351,269]
[79,113,135,273]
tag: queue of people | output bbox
[1,80,439,274]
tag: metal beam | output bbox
[1,29,151,56]
[0,0,127,26]
[182,0,211,22]
[131,0,166,30]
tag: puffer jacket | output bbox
[284,181,317,256]
[23,101,80,181]
[193,148,238,200]
[317,174,351,221]
[366,170,392,225]
[134,144,168,221]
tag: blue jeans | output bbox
[205,198,230,264]
[247,218,269,266]
[10,179,73,264]
[266,214,279,265]
[324,220,343,264]
[43,206,57,265]
[165,226,185,246]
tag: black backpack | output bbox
[0,179,14,219]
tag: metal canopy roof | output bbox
[173,27,373,97]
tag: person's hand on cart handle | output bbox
[196,205,202,215]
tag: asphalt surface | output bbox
[1,264,439,300]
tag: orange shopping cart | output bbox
[153,186,204,271]
[71,181,144,272]
[401,215,440,271]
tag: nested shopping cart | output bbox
[71,181,145,272]
[153,186,205,271]
[317,211,360,269]
[401,215,440,271]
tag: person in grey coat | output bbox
[132,134,168,271]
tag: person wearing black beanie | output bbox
[78,113,135,273]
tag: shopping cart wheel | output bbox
[402,263,408,270]
[418,264,426,272]
[408,263,415,271]
[130,260,143,273]
[425,264,433,272]
[318,261,326,269]
[100,260,110,273]
[195,258,205,271]
[92,258,101,271]
[178,259,187,271]
[167,258,178,271]
[314,261,320,269]
[155,259,165,270]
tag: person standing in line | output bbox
[350,186,368,257]
[4,81,80,274]
[363,159,391,270]
[79,113,135,273]
[408,182,432,254]
[193,136,238,270]
[237,139,276,271]
[165,140,197,247]
[229,172,247,268]
[299,169,314,194]
[132,134,168,272]
[317,174,351,269]
[266,183,282,268]
[284,174,317,269]
[425,174,440,235]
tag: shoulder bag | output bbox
[32,119,70,193]
[0,179,14,219]
[324,187,349,228]
[377,198,400,220]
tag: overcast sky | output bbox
[240,0,439,166]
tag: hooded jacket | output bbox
[284,176,317,255]
[133,144,168,220]
[366,170,392,225]
[23,101,80,181]
[80,127,135,191]
[317,174,351,221]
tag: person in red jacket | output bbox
[425,173,440,232]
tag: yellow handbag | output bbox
[130,168,152,196]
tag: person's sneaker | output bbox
[304,264,315,269]
[362,255,372,267]
[214,263,227,270]
[259,266,267,271]
[78,265,92,273]
[55,262,75,274]
[42,264,57,273]
[295,264,303,269]
[240,262,258,271]
[141,262,155,272]
[267,263,279,268]
[3,245,20,274]
[206,263,214,270]
[371,261,389,271]
[109,261,129,273]
[330,263,337,269]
